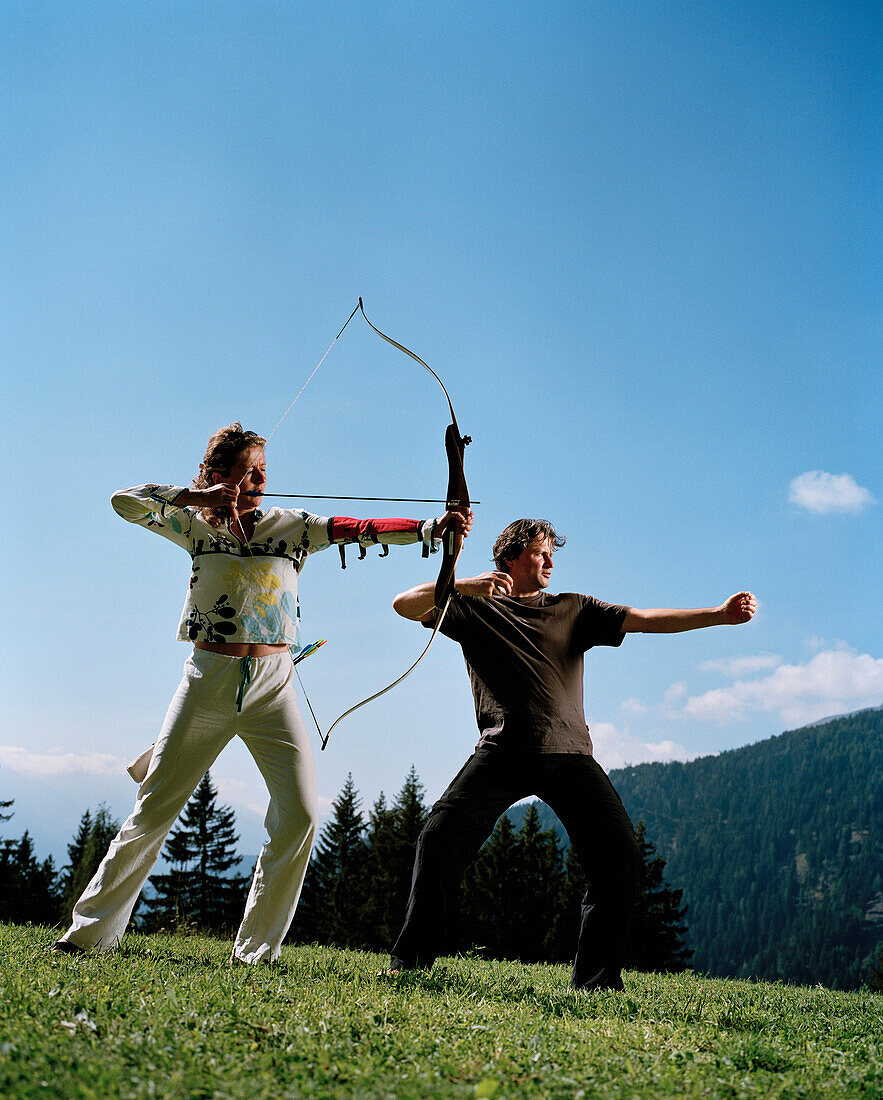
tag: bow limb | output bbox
[321,301,471,750]
[357,298,460,429]
[356,298,471,605]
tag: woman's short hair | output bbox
[492,519,565,571]
[194,422,267,527]
[194,423,267,489]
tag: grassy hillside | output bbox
[2,925,880,1099]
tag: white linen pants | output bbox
[65,649,318,963]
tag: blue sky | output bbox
[2,1,880,862]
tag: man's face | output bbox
[507,536,555,594]
[214,445,267,510]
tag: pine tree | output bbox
[549,841,589,962]
[543,817,693,972]
[144,772,247,933]
[57,809,93,919]
[0,832,58,923]
[56,806,120,922]
[866,942,883,992]
[0,767,14,827]
[361,766,429,950]
[360,792,396,949]
[459,813,521,959]
[458,804,568,962]
[187,773,245,929]
[625,821,692,972]
[291,773,367,945]
[511,803,566,961]
[143,815,194,931]
[0,786,59,923]
[65,810,94,873]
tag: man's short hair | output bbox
[492,519,565,571]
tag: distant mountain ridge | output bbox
[509,706,882,989]
[804,703,883,728]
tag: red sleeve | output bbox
[330,516,422,542]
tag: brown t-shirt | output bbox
[428,591,628,754]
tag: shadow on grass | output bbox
[373,957,643,1023]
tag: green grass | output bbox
[1,924,880,1099]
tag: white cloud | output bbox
[620,697,649,716]
[682,648,883,728]
[664,681,688,703]
[590,722,694,771]
[0,746,123,778]
[789,471,875,514]
[701,655,782,676]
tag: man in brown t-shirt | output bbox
[388,518,756,990]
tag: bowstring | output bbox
[260,300,361,743]
[319,583,457,751]
[265,300,360,443]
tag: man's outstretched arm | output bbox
[622,591,756,633]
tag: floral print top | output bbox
[112,485,439,650]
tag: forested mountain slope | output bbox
[525,708,882,989]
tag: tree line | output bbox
[289,766,691,972]
[0,774,248,934]
[0,767,692,974]
[0,794,120,928]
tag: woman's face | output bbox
[215,445,267,511]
